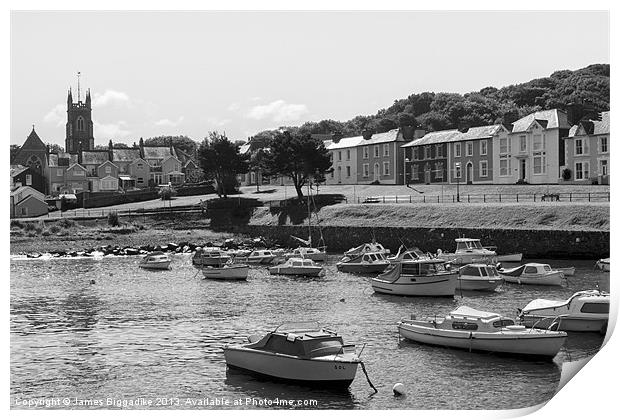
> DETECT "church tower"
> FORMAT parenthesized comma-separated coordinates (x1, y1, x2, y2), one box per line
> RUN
(65, 73, 94, 153)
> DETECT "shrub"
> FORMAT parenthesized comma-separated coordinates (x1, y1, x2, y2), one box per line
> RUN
(48, 225, 61, 234)
(108, 211, 120, 227)
(562, 168, 572, 181)
(23, 222, 36, 232)
(58, 218, 75, 229)
(42, 230, 51, 237)
(159, 186, 177, 201)
(10, 220, 24, 229)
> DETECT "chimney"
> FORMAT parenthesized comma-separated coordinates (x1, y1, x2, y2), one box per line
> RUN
(413, 129, 426, 140)
(332, 131, 343, 143)
(362, 128, 373, 140)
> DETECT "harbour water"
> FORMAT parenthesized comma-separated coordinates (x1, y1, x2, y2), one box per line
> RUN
(10, 254, 608, 409)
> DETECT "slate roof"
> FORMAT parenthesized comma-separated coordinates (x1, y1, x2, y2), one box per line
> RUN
(20, 128, 47, 151)
(143, 146, 175, 160)
(48, 152, 78, 167)
(112, 148, 141, 162)
(567, 111, 610, 138)
(510, 109, 570, 133)
(454, 125, 504, 141)
(402, 129, 461, 147)
(356, 128, 402, 146)
(10, 165, 28, 178)
(327, 135, 365, 150)
(81, 151, 110, 165)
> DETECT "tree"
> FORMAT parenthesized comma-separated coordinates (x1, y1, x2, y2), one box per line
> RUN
(10, 144, 20, 163)
(144, 135, 198, 155)
(264, 130, 332, 200)
(249, 148, 268, 192)
(47, 143, 64, 154)
(197, 131, 248, 198)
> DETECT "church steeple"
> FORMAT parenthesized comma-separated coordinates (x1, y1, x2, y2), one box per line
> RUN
(65, 74, 94, 153)
(67, 87, 73, 106)
(85, 89, 91, 107)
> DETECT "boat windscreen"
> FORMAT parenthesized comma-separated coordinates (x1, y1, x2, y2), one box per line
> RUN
(274, 321, 321, 333)
(304, 338, 345, 358)
(263, 334, 306, 356)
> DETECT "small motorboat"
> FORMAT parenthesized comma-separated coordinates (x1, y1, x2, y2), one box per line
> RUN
(269, 258, 324, 277)
(192, 247, 231, 266)
(337, 251, 390, 274)
(202, 261, 249, 280)
(372, 258, 457, 296)
(437, 238, 496, 265)
(284, 247, 327, 262)
(244, 250, 278, 264)
(595, 258, 610, 272)
(344, 242, 390, 257)
(387, 245, 430, 262)
(139, 251, 172, 270)
(224, 322, 363, 388)
(557, 267, 576, 276)
(518, 289, 610, 333)
(457, 264, 503, 291)
(499, 263, 565, 286)
(398, 306, 567, 358)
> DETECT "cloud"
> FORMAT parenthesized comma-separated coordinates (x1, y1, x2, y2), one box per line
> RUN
(246, 100, 309, 123)
(227, 102, 241, 112)
(206, 117, 232, 127)
(43, 103, 66, 127)
(92, 90, 131, 107)
(94, 120, 131, 140)
(154, 116, 185, 127)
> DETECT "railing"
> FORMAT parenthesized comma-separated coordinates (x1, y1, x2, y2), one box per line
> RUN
(352, 191, 610, 204)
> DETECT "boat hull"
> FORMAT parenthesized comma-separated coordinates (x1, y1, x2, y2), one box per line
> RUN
(269, 266, 323, 277)
(224, 347, 358, 388)
(398, 322, 566, 357)
(501, 272, 564, 286)
(139, 261, 171, 270)
(337, 262, 390, 274)
(557, 267, 576, 276)
(520, 315, 608, 333)
(202, 265, 249, 280)
(193, 256, 230, 266)
(496, 253, 523, 263)
(596, 259, 610, 272)
(372, 274, 457, 297)
(457, 276, 502, 291)
(284, 252, 327, 262)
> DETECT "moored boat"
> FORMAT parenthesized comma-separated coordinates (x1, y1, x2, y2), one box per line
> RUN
(499, 263, 565, 286)
(595, 258, 610, 272)
(557, 267, 576, 276)
(344, 242, 391, 257)
(457, 264, 503, 291)
(269, 257, 324, 277)
(243, 250, 278, 264)
(193, 247, 231, 266)
(372, 258, 458, 297)
(284, 247, 327, 262)
(139, 251, 172, 270)
(495, 253, 523, 263)
(337, 251, 390, 274)
(387, 245, 429, 262)
(518, 289, 610, 333)
(223, 322, 362, 388)
(398, 306, 567, 358)
(437, 238, 496, 265)
(202, 261, 249, 280)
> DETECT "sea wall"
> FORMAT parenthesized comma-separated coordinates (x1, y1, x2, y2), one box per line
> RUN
(225, 224, 608, 260)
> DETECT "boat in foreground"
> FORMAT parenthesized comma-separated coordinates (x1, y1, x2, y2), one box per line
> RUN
(192, 247, 231, 266)
(398, 306, 567, 358)
(518, 289, 610, 333)
(595, 258, 610, 272)
(499, 263, 565, 286)
(224, 322, 361, 388)
(202, 261, 249, 280)
(457, 264, 503, 291)
(372, 258, 457, 296)
(269, 258, 324, 277)
(139, 251, 172, 270)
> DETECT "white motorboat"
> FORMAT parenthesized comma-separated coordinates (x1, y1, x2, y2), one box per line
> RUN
(495, 253, 523, 263)
(337, 251, 391, 274)
(557, 267, 576, 276)
(269, 258, 324, 277)
(139, 251, 172, 270)
(387, 246, 430, 262)
(595, 258, 610, 272)
(344, 242, 390, 257)
(224, 322, 362, 388)
(193, 247, 231, 266)
(372, 258, 458, 297)
(437, 238, 497, 265)
(518, 289, 610, 333)
(457, 264, 503, 291)
(398, 306, 567, 358)
(499, 263, 565, 286)
(243, 249, 278, 264)
(284, 247, 327, 262)
(202, 261, 249, 280)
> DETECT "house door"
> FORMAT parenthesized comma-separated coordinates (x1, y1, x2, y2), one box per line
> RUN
(424, 164, 431, 184)
(337, 167, 342, 183)
(374, 163, 380, 181)
(520, 159, 527, 181)
(466, 162, 473, 184)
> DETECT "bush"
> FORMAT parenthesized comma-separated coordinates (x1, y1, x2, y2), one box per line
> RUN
(58, 218, 75, 229)
(23, 222, 36, 232)
(42, 230, 51, 237)
(48, 225, 61, 234)
(562, 168, 572, 181)
(10, 220, 24, 229)
(159, 186, 177, 200)
(108, 211, 120, 227)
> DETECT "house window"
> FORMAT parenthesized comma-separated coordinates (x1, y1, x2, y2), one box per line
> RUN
(25, 174, 32, 185)
(383, 162, 390, 176)
(480, 140, 487, 156)
(363, 146, 369, 159)
(105, 166, 112, 174)
(73, 170, 84, 177)
(435, 144, 444, 158)
(519, 135, 527, 152)
(56, 169, 63, 177)
(338, 151, 342, 161)
(455, 164, 462, 179)
(533, 152, 546, 175)
(575, 138, 589, 155)
(454, 143, 461, 158)
(413, 148, 419, 160)
(424, 146, 431, 159)
(137, 163, 143, 169)
(346, 150, 351, 160)
(330, 169, 334, 178)
(374, 145, 380, 158)
(600, 159, 608, 176)
(382, 144, 388, 157)
(575, 162, 590, 180)
(363, 163, 369, 177)
(466, 142, 473, 156)
(480, 161, 488, 177)
(412, 164, 419, 180)
(435, 162, 444, 180)
(499, 157, 510, 176)
(138, 177, 144, 184)
(250, 172, 256, 184)
(533, 134, 543, 151)
(346, 166, 351, 177)
(499, 137, 509, 154)
(599, 137, 608, 153)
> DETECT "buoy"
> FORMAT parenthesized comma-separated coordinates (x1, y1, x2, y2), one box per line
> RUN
(393, 383, 405, 396)
(90, 279, 96, 284)
(340, 298, 345, 302)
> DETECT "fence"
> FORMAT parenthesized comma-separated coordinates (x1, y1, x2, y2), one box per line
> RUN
(350, 191, 610, 204)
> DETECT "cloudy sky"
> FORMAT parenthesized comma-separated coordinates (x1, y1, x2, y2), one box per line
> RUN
(11, 10, 609, 147)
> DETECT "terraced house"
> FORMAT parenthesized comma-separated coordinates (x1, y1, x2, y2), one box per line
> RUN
(563, 111, 610, 184)
(356, 128, 415, 184)
(450, 125, 508, 184)
(402, 129, 458, 184)
(326, 133, 361, 185)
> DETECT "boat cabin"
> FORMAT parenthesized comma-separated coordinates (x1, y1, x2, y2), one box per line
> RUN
(401, 259, 451, 275)
(249, 250, 276, 257)
(196, 247, 229, 257)
(291, 247, 322, 256)
(522, 290, 610, 315)
(524, 263, 553, 274)
(443, 306, 516, 332)
(286, 258, 319, 267)
(143, 251, 169, 262)
(459, 264, 500, 278)
(455, 238, 485, 252)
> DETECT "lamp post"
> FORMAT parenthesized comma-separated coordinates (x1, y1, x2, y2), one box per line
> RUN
(455, 162, 461, 202)
(404, 157, 411, 185)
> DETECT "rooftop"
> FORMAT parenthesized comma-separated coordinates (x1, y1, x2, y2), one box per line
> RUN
(510, 109, 570, 133)
(81, 151, 110, 165)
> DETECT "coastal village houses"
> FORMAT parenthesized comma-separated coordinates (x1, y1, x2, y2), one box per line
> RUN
(563, 111, 610, 185)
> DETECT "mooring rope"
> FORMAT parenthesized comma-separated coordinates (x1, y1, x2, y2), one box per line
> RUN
(359, 361, 378, 394)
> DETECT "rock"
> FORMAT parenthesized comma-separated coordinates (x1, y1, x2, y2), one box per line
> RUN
(125, 248, 139, 255)
(393, 383, 405, 396)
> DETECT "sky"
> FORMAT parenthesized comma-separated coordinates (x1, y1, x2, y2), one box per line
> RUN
(10, 10, 609, 148)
